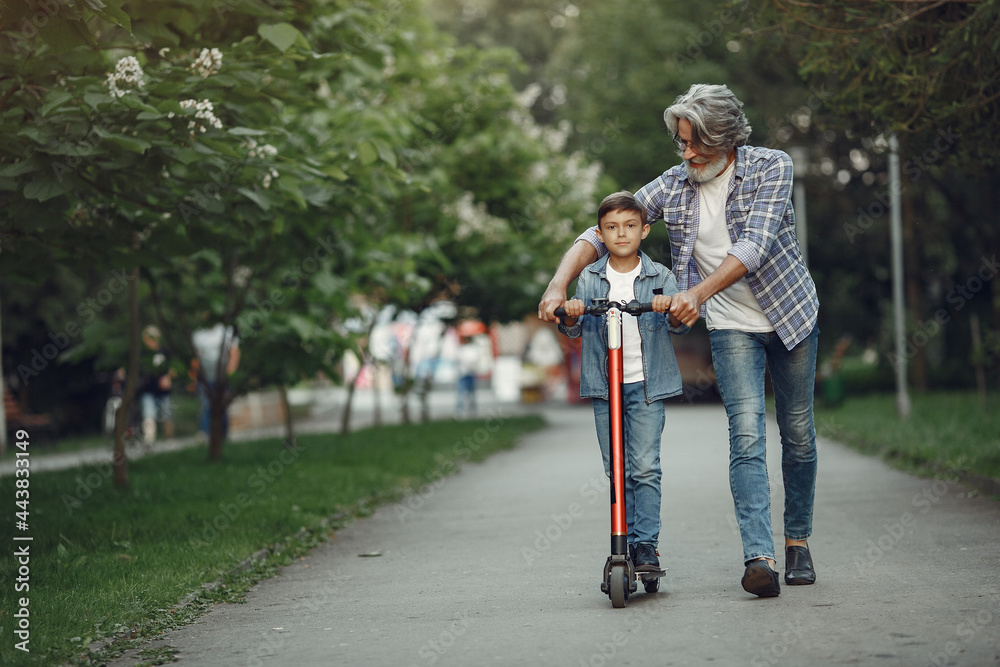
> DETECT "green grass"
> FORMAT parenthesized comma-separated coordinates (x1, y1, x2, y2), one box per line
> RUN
(0, 414, 546, 666)
(814, 391, 1000, 484)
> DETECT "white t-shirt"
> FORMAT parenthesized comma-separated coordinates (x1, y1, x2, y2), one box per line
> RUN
(192, 324, 239, 383)
(694, 160, 774, 333)
(605, 261, 645, 384)
(457, 341, 479, 377)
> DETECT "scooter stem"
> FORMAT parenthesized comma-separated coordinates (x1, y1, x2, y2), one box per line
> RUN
(606, 306, 628, 556)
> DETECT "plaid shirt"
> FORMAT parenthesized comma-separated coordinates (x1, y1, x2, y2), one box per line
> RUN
(577, 145, 818, 349)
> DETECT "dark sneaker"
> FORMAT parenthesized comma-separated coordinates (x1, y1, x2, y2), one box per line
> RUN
(633, 543, 660, 572)
(741, 559, 781, 598)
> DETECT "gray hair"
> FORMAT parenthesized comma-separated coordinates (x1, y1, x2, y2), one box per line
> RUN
(663, 84, 752, 151)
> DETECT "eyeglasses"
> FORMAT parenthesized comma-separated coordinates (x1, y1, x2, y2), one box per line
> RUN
(673, 137, 711, 155)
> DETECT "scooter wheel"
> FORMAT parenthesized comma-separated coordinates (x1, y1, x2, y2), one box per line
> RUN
(609, 564, 628, 608)
(643, 577, 659, 594)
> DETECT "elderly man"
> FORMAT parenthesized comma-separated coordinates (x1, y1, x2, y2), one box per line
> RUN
(539, 84, 819, 598)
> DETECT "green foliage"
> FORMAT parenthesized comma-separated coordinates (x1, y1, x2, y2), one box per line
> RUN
(2, 0, 604, 438)
(753, 0, 1000, 170)
(544, 0, 734, 189)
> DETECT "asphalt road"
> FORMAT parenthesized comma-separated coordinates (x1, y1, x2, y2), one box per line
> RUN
(113, 402, 1000, 667)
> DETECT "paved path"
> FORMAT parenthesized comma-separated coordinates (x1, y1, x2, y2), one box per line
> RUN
(112, 403, 999, 666)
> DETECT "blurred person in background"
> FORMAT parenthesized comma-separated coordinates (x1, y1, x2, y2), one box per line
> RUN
(455, 335, 479, 417)
(138, 325, 175, 445)
(191, 322, 240, 441)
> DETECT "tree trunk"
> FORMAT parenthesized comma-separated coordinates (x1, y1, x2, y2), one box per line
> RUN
(279, 384, 296, 450)
(113, 265, 140, 488)
(419, 377, 431, 423)
(970, 313, 987, 408)
(399, 381, 412, 425)
(0, 295, 6, 458)
(373, 362, 382, 428)
(419, 323, 448, 423)
(343, 317, 379, 434)
(207, 382, 226, 461)
(341, 359, 360, 435)
(993, 259, 1000, 392)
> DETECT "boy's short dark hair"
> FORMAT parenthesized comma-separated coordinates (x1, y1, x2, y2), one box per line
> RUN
(598, 190, 644, 228)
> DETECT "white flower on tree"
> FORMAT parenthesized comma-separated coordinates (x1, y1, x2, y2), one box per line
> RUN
(191, 48, 223, 77)
(179, 98, 223, 133)
(449, 192, 509, 243)
(261, 168, 279, 189)
(244, 138, 278, 159)
(105, 56, 145, 98)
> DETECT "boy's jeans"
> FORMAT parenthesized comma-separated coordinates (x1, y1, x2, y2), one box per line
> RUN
(709, 326, 819, 564)
(593, 382, 665, 547)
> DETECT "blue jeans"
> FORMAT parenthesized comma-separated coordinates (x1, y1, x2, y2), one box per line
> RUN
(710, 326, 819, 564)
(456, 374, 476, 415)
(593, 382, 665, 547)
(140, 393, 172, 422)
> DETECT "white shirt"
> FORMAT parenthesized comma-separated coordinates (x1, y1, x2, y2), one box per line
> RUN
(192, 324, 239, 383)
(457, 341, 479, 377)
(694, 160, 773, 332)
(606, 261, 645, 384)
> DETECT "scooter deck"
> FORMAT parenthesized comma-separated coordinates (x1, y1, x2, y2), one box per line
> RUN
(635, 568, 667, 579)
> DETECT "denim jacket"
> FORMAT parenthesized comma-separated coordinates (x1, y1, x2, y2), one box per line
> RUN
(558, 251, 689, 403)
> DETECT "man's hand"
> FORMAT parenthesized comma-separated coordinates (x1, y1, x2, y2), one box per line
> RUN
(668, 290, 703, 327)
(669, 255, 747, 327)
(654, 295, 686, 327)
(538, 284, 568, 323)
(537, 240, 599, 322)
(651, 295, 672, 313)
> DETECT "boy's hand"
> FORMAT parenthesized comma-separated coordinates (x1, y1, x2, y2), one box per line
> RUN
(559, 299, 584, 328)
(651, 295, 671, 313)
(563, 299, 585, 318)
(653, 295, 685, 328)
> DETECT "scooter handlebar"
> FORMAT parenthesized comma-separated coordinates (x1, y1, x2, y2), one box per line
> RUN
(553, 299, 655, 319)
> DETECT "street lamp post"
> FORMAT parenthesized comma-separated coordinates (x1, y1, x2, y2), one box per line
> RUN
(889, 134, 911, 419)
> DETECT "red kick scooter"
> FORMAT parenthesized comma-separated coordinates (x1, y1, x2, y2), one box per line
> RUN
(556, 297, 667, 608)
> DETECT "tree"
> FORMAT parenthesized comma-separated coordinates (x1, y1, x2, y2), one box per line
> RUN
(0, 0, 406, 463)
(3, 0, 617, 463)
(755, 0, 1000, 170)
(749, 0, 1000, 390)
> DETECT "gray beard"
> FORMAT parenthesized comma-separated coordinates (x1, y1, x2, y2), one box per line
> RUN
(685, 154, 729, 183)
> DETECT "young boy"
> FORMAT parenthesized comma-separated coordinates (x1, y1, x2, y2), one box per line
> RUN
(558, 190, 688, 572)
